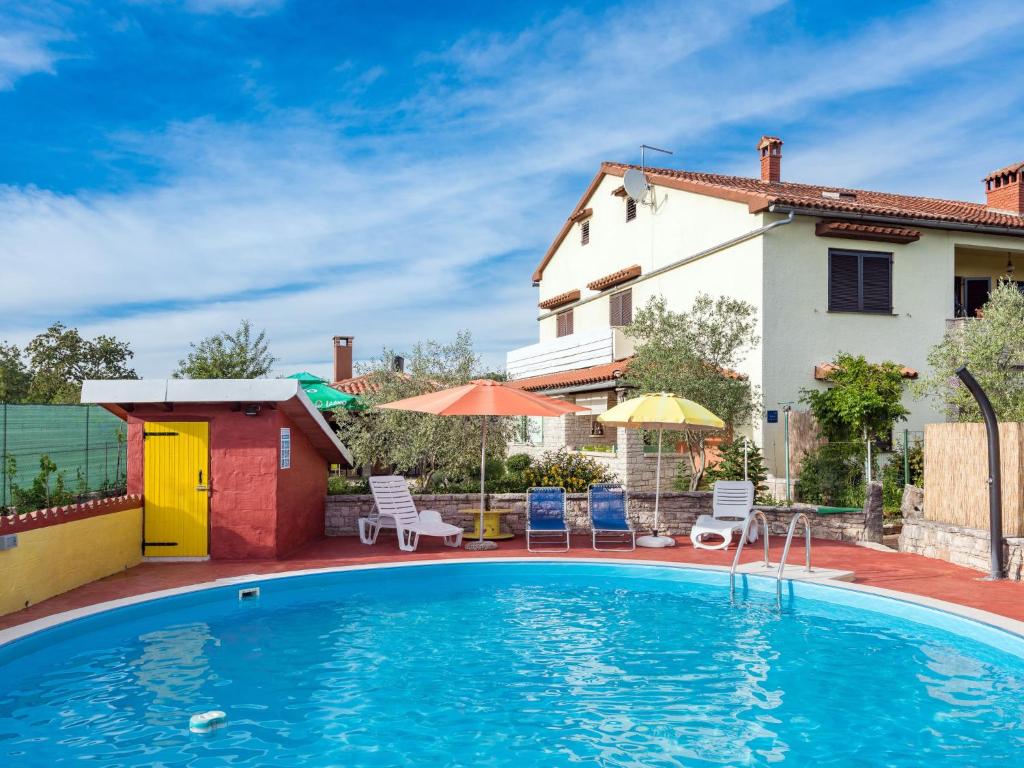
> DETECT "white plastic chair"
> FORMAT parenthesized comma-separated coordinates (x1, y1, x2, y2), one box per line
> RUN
(361, 475, 463, 552)
(690, 480, 756, 551)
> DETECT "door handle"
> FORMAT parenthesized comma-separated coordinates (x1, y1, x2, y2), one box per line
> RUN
(196, 469, 209, 492)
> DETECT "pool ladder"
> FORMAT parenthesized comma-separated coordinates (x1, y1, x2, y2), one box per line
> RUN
(729, 512, 813, 604)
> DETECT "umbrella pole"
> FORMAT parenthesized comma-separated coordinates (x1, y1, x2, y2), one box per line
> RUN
(654, 428, 663, 535)
(479, 416, 487, 543)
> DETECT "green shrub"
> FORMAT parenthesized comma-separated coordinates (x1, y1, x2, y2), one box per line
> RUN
(505, 453, 532, 475)
(704, 438, 769, 498)
(522, 448, 617, 493)
(881, 440, 924, 516)
(795, 442, 872, 507)
(327, 476, 371, 495)
(4, 454, 74, 512)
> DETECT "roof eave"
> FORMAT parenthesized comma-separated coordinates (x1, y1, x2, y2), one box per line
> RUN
(769, 204, 1024, 238)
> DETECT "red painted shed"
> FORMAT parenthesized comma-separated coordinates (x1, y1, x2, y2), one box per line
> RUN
(81, 379, 353, 560)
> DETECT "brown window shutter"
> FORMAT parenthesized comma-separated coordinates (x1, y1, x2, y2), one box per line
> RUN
(581, 220, 590, 245)
(557, 309, 574, 337)
(626, 198, 637, 222)
(861, 255, 892, 313)
(828, 251, 860, 312)
(610, 289, 632, 326)
(829, 249, 892, 313)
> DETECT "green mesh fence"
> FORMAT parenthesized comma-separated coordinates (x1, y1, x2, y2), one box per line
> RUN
(1, 404, 128, 507)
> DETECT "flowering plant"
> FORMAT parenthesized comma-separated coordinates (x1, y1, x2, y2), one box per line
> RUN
(522, 448, 617, 493)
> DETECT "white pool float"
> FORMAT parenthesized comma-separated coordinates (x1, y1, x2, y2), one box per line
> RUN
(189, 710, 227, 734)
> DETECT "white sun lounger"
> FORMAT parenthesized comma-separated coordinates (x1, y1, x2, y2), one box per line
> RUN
(361, 475, 464, 552)
(690, 480, 756, 551)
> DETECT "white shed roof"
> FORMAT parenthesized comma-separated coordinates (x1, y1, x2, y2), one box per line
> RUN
(81, 378, 353, 467)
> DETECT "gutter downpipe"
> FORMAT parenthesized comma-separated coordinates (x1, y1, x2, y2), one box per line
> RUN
(955, 366, 1004, 580)
(535, 211, 795, 320)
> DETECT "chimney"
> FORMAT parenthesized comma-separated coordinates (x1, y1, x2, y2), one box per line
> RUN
(332, 335, 353, 382)
(758, 135, 783, 183)
(983, 162, 1024, 214)
(392, 355, 405, 373)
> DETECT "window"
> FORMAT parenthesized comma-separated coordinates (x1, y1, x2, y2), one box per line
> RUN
(580, 220, 590, 245)
(609, 288, 632, 326)
(517, 416, 543, 445)
(626, 197, 637, 222)
(828, 248, 892, 314)
(556, 309, 574, 337)
(279, 428, 291, 469)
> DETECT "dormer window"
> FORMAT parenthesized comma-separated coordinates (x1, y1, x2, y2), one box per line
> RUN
(581, 219, 590, 245)
(626, 198, 637, 222)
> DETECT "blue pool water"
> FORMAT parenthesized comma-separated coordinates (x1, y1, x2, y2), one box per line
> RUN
(2, 561, 1023, 766)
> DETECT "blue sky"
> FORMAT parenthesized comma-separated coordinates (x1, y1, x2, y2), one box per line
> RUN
(2, 0, 1024, 378)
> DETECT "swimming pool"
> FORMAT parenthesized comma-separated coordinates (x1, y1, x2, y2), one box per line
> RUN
(2, 560, 1023, 766)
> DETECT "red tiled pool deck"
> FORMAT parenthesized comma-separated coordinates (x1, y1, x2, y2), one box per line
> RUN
(4, 535, 1024, 632)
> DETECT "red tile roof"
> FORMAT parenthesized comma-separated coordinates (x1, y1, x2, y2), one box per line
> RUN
(587, 265, 642, 292)
(815, 220, 921, 244)
(538, 289, 581, 310)
(508, 359, 632, 392)
(532, 162, 1024, 282)
(331, 374, 379, 395)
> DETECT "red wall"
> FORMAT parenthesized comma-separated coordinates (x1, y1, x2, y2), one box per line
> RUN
(274, 410, 328, 557)
(125, 403, 326, 560)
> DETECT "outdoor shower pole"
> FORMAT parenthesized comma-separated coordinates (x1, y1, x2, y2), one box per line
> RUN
(955, 366, 1004, 580)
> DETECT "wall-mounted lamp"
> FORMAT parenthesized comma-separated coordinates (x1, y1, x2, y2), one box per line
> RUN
(1006, 252, 1016, 278)
(590, 419, 604, 437)
(244, 404, 262, 417)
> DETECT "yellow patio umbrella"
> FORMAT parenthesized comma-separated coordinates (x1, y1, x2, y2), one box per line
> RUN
(598, 393, 724, 548)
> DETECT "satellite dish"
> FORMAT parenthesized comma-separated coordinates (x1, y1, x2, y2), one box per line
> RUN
(623, 168, 649, 204)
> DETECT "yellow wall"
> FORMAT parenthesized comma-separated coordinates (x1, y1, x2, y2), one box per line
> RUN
(0, 507, 142, 617)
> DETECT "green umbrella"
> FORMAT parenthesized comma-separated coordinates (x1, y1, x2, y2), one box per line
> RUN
(287, 372, 361, 412)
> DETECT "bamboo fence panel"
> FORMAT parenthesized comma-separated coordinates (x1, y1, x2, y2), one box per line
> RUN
(923, 422, 1024, 536)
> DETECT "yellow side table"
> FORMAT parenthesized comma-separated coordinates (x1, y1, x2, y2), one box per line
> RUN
(459, 508, 517, 540)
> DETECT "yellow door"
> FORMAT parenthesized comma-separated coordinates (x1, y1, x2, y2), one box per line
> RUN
(143, 421, 209, 557)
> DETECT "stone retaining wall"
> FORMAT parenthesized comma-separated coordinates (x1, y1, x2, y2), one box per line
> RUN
(326, 491, 878, 543)
(898, 484, 1024, 580)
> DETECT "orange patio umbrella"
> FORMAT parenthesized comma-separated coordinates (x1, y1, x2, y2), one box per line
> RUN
(378, 379, 587, 549)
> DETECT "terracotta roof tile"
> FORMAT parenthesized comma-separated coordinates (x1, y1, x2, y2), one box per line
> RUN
(538, 289, 580, 310)
(330, 374, 378, 395)
(587, 265, 642, 292)
(815, 220, 921, 244)
(508, 359, 632, 392)
(602, 162, 1024, 229)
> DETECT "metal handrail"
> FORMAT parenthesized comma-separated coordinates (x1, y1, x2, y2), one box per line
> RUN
(776, 512, 812, 602)
(729, 510, 771, 600)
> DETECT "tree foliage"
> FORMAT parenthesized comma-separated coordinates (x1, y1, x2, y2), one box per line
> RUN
(624, 294, 761, 489)
(333, 332, 511, 491)
(0, 341, 31, 403)
(913, 280, 1024, 422)
(704, 438, 769, 496)
(801, 352, 909, 442)
(174, 319, 276, 379)
(15, 322, 137, 404)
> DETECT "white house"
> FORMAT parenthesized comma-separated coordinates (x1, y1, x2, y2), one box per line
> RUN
(506, 136, 1024, 490)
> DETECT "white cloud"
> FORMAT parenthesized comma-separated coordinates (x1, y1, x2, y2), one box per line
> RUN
(0, 12, 68, 90)
(2, 0, 1024, 376)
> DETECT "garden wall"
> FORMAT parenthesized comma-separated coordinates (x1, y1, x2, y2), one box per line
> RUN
(899, 484, 1024, 580)
(326, 491, 879, 543)
(0, 495, 143, 616)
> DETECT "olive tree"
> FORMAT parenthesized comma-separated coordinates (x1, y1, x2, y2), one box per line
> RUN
(624, 294, 761, 490)
(914, 280, 1024, 421)
(333, 332, 510, 490)
(174, 319, 276, 379)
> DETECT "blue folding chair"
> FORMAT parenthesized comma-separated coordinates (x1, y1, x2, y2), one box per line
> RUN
(588, 483, 635, 551)
(526, 486, 569, 552)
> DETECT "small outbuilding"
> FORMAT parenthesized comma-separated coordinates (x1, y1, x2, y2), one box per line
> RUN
(81, 379, 353, 560)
